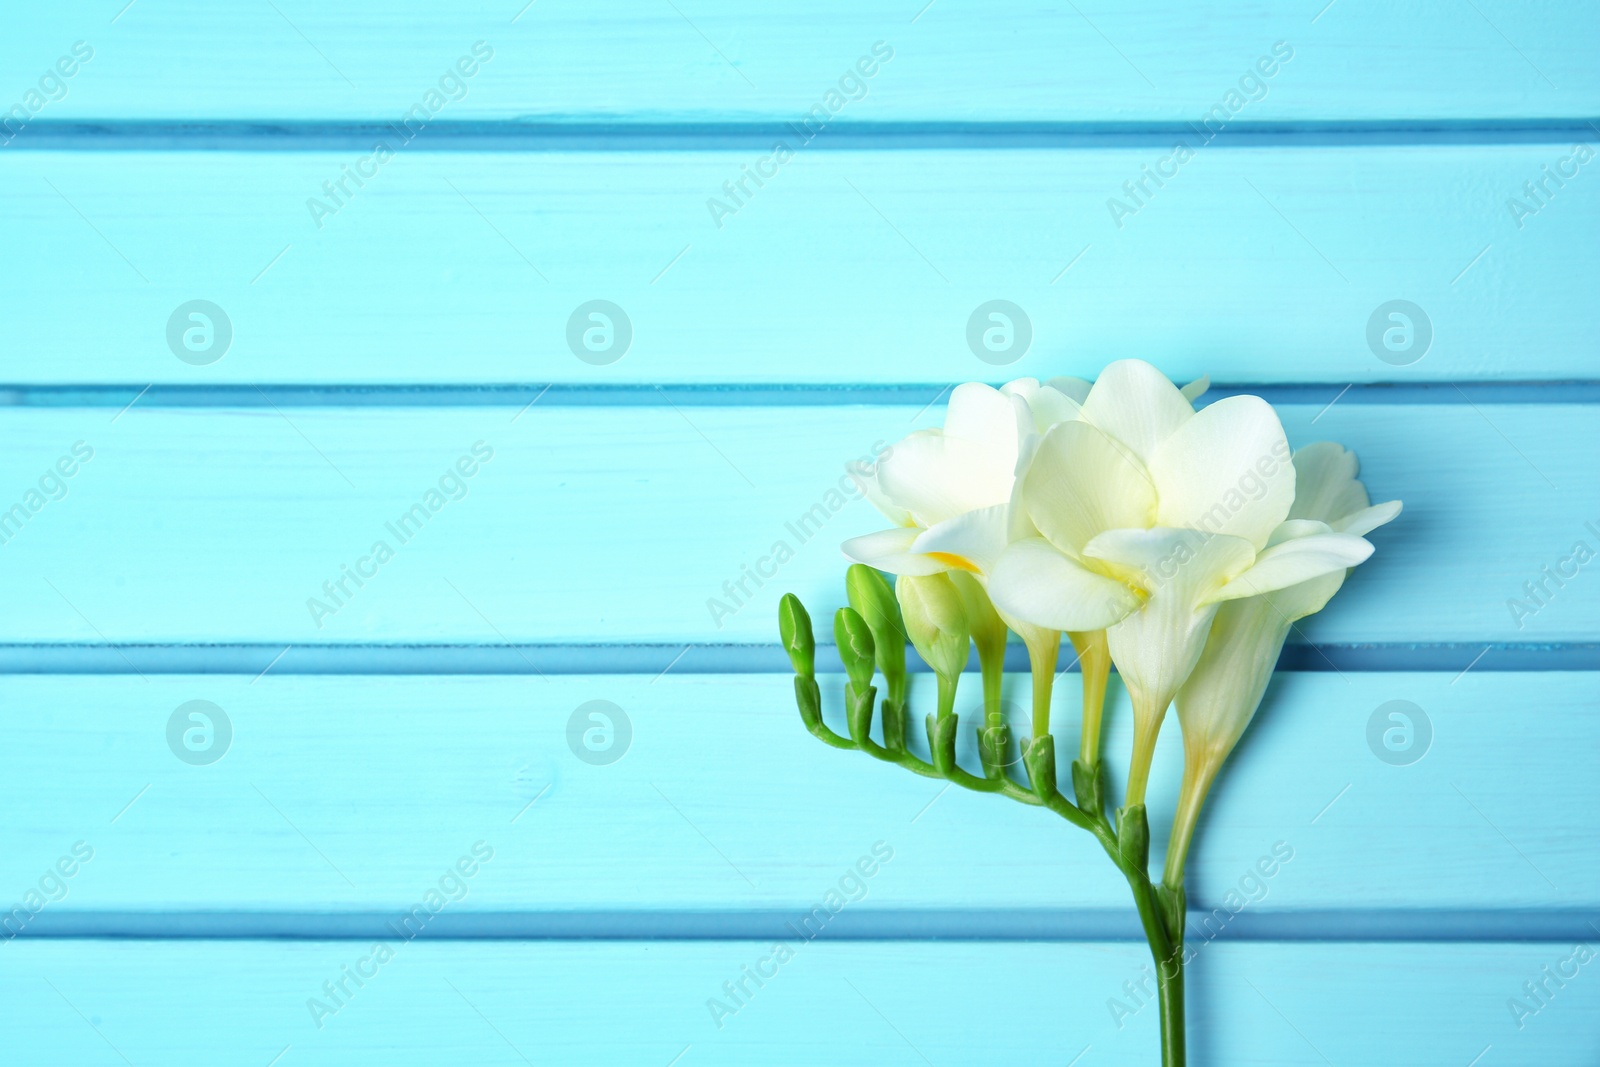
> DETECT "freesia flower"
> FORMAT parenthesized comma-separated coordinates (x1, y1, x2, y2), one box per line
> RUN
(840, 378, 1067, 734)
(785, 361, 1403, 1067)
(841, 378, 1070, 578)
(1162, 443, 1401, 884)
(842, 372, 1209, 748)
(988, 361, 1376, 805)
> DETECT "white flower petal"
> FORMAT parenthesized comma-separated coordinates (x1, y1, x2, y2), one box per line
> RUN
(1261, 568, 1349, 622)
(840, 527, 950, 576)
(944, 382, 1021, 465)
(1179, 375, 1210, 403)
(910, 504, 1010, 575)
(1266, 518, 1333, 547)
(1084, 527, 1258, 597)
(1095, 531, 1259, 720)
(1175, 595, 1293, 757)
(876, 433, 1012, 527)
(848, 448, 915, 527)
(1022, 384, 1085, 434)
(1023, 421, 1157, 555)
(1080, 359, 1196, 465)
(1288, 442, 1369, 525)
(1046, 375, 1093, 404)
(1208, 532, 1373, 603)
(1334, 499, 1403, 537)
(1148, 394, 1294, 550)
(988, 538, 1143, 632)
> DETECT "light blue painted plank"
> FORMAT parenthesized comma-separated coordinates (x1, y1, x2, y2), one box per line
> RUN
(2, 940, 1593, 1065)
(0, 672, 1589, 923)
(1, 2, 1595, 124)
(0, 403, 1592, 645)
(1, 146, 1596, 383)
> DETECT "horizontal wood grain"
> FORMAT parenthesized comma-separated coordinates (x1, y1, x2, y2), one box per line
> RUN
(0, 403, 1591, 645)
(1, 146, 1596, 383)
(0, 672, 1588, 924)
(3, 1, 1595, 124)
(3, 940, 1593, 1065)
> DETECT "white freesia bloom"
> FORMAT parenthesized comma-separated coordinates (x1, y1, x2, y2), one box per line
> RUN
(988, 360, 1375, 804)
(841, 369, 1209, 744)
(1162, 443, 1401, 882)
(841, 373, 1207, 585)
(841, 379, 1067, 579)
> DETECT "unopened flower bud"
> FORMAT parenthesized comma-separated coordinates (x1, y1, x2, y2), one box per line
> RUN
(777, 594, 815, 678)
(833, 607, 877, 692)
(895, 573, 971, 681)
(846, 564, 906, 682)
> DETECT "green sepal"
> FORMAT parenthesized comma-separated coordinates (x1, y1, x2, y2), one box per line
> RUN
(1023, 734, 1057, 799)
(978, 721, 1011, 779)
(925, 712, 960, 776)
(778, 594, 815, 677)
(1117, 804, 1151, 874)
(1156, 882, 1187, 948)
(1071, 759, 1105, 816)
(846, 683, 878, 746)
(880, 699, 907, 753)
(833, 608, 877, 692)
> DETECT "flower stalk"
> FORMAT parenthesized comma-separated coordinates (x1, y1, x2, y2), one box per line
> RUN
(780, 359, 1399, 1067)
(779, 591, 1189, 1065)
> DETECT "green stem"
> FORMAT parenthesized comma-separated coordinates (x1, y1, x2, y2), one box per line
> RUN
(1156, 947, 1186, 1067)
(1092, 814, 1186, 1067)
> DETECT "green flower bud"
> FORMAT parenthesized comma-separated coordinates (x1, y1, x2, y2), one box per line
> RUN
(895, 573, 971, 681)
(845, 564, 906, 680)
(833, 607, 877, 692)
(777, 594, 816, 677)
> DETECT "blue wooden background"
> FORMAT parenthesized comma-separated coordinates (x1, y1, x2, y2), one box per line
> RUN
(2, 2, 1597, 1064)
